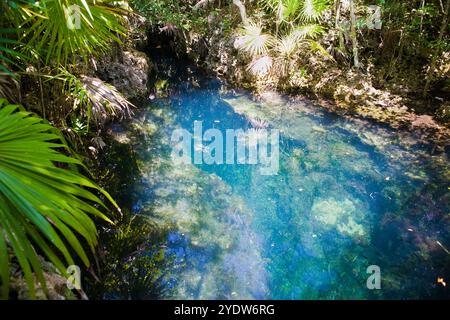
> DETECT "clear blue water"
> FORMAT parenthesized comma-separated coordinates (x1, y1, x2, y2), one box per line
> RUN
(125, 72, 449, 299)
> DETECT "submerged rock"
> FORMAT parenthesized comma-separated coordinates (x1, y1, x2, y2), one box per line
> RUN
(311, 197, 367, 239)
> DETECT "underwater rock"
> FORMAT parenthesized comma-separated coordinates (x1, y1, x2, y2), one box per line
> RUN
(312, 126, 327, 133)
(120, 106, 269, 299)
(299, 231, 325, 259)
(311, 197, 368, 239)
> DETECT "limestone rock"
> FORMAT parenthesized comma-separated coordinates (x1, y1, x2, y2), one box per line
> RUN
(97, 49, 151, 100)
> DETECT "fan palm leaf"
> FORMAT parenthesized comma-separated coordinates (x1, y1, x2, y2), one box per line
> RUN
(17, 0, 127, 65)
(52, 69, 134, 126)
(234, 22, 275, 56)
(259, 0, 329, 23)
(247, 56, 273, 76)
(292, 24, 324, 40)
(283, 0, 302, 22)
(299, 0, 330, 22)
(275, 24, 323, 57)
(276, 32, 300, 57)
(0, 72, 21, 104)
(0, 99, 118, 299)
(0, 28, 26, 75)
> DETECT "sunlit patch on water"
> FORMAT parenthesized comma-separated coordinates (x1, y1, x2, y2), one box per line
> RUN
(121, 79, 449, 299)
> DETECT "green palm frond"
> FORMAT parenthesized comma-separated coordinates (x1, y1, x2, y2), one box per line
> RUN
(291, 24, 324, 40)
(308, 39, 334, 60)
(0, 28, 24, 75)
(283, 0, 302, 22)
(259, 0, 299, 24)
(0, 99, 118, 299)
(275, 24, 323, 56)
(259, 0, 329, 23)
(299, 0, 330, 22)
(276, 32, 301, 57)
(235, 22, 275, 56)
(52, 69, 134, 125)
(17, 0, 127, 65)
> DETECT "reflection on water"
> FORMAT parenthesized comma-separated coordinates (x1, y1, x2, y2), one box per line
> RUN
(122, 79, 449, 299)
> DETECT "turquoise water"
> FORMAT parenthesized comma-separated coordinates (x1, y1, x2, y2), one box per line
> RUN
(123, 69, 449, 299)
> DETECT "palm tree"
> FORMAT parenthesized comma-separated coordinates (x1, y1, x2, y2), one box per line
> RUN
(235, 1, 332, 77)
(12, 0, 126, 65)
(0, 0, 132, 127)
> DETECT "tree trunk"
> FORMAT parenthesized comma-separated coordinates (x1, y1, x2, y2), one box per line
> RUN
(349, 0, 359, 68)
(335, 0, 341, 29)
(420, 0, 426, 35)
(335, 0, 346, 56)
(423, 0, 449, 97)
(233, 0, 248, 25)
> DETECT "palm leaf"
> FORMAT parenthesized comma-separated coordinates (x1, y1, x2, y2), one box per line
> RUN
(292, 24, 324, 40)
(234, 22, 275, 56)
(17, 0, 127, 65)
(283, 0, 302, 22)
(0, 28, 25, 76)
(247, 55, 273, 76)
(0, 99, 118, 299)
(51, 69, 134, 126)
(299, 0, 330, 22)
(0, 72, 21, 104)
(308, 39, 335, 61)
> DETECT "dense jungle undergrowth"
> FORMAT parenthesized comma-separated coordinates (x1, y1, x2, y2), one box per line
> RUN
(0, 0, 448, 299)
(136, 0, 450, 147)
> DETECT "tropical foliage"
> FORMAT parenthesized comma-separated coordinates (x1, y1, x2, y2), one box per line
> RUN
(0, 0, 448, 301)
(0, 0, 130, 128)
(0, 99, 118, 299)
(234, 0, 333, 78)
(1, 0, 126, 67)
(129, 0, 209, 33)
(0, 0, 129, 299)
(52, 69, 134, 126)
(0, 27, 23, 75)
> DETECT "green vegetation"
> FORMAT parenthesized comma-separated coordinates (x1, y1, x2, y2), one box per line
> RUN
(0, 0, 129, 299)
(0, 99, 117, 299)
(1, 0, 125, 68)
(0, 0, 448, 300)
(0, 0, 129, 127)
(136, 0, 448, 107)
(85, 214, 169, 299)
(130, 0, 209, 33)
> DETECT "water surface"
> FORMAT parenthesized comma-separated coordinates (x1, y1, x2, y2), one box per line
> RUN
(123, 73, 449, 299)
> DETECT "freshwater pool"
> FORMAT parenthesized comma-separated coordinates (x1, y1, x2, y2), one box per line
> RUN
(122, 74, 449, 300)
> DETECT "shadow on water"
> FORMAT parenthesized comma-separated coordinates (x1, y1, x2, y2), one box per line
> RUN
(100, 32, 450, 299)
